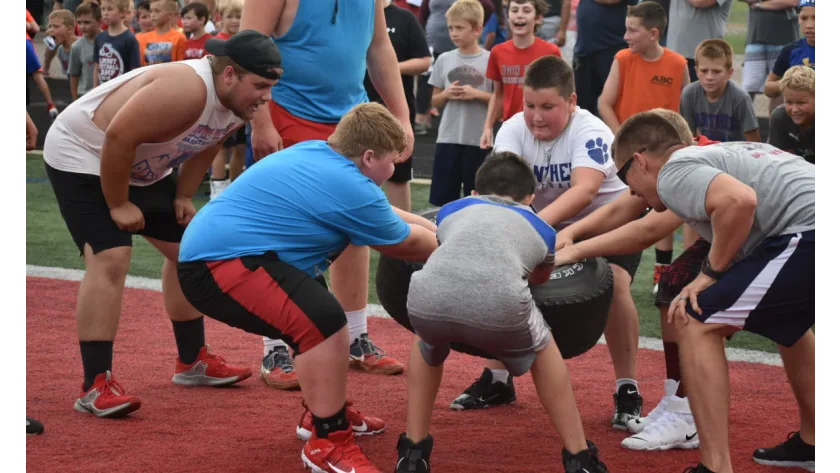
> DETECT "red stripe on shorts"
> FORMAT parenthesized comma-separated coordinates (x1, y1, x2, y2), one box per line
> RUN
(207, 259, 326, 353)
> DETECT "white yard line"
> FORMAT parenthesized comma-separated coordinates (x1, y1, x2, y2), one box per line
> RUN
(27, 264, 782, 366)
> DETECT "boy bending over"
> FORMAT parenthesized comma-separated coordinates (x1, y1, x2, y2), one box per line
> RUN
(178, 103, 439, 473)
(395, 152, 609, 473)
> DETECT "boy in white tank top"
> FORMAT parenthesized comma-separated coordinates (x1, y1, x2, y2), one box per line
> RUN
(42, 30, 282, 419)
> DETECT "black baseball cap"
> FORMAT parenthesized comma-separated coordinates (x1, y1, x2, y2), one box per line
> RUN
(206, 30, 283, 80)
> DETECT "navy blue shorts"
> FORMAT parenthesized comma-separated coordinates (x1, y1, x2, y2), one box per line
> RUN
(429, 143, 489, 207)
(686, 231, 814, 347)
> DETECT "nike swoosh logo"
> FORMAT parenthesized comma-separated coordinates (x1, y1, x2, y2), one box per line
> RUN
(352, 421, 367, 432)
(326, 462, 355, 473)
(686, 432, 698, 441)
(626, 389, 638, 395)
(477, 394, 499, 403)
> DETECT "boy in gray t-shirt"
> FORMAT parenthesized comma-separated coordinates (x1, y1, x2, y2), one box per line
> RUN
(426, 1, 494, 207)
(396, 151, 610, 473)
(680, 39, 760, 142)
(613, 111, 815, 473)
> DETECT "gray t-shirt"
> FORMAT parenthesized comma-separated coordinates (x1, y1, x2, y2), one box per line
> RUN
(746, 8, 799, 46)
(68, 36, 96, 97)
(680, 80, 759, 142)
(407, 196, 556, 328)
(57, 44, 72, 76)
(667, 0, 733, 59)
(425, 0, 457, 54)
(657, 142, 815, 260)
(428, 49, 493, 147)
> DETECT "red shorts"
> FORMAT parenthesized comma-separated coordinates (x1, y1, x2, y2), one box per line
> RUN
(178, 252, 346, 355)
(269, 101, 337, 147)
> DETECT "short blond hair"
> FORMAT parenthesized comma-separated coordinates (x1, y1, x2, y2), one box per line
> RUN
(328, 103, 407, 158)
(780, 66, 815, 95)
(151, 0, 179, 12)
(103, 0, 133, 12)
(49, 9, 76, 28)
(217, 0, 243, 16)
(446, 0, 484, 29)
(650, 109, 694, 144)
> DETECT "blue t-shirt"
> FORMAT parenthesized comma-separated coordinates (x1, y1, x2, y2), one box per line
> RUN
(575, 0, 638, 57)
(772, 37, 815, 77)
(270, 0, 375, 123)
(481, 13, 508, 48)
(94, 29, 141, 83)
(178, 141, 411, 277)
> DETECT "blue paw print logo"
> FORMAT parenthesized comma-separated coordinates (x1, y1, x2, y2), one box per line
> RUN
(586, 137, 610, 165)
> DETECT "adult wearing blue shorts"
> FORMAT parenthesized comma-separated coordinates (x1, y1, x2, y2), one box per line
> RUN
(612, 111, 815, 473)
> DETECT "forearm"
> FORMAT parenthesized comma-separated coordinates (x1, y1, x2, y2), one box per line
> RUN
(753, 0, 799, 10)
(70, 77, 80, 101)
(368, 41, 411, 124)
(250, 102, 274, 130)
(378, 225, 439, 261)
(688, 0, 722, 8)
(569, 217, 670, 260)
(399, 58, 431, 76)
(93, 65, 100, 87)
(536, 186, 598, 228)
(564, 193, 647, 240)
(559, 0, 571, 31)
(472, 90, 493, 104)
(708, 200, 756, 271)
(393, 207, 434, 228)
(100, 136, 136, 208)
(483, 88, 504, 129)
(431, 90, 448, 111)
(176, 144, 224, 198)
(764, 78, 782, 98)
(598, 101, 621, 134)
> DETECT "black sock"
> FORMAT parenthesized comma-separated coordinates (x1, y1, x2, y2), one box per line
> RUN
(313, 405, 348, 438)
(172, 317, 205, 365)
(655, 249, 673, 265)
(80, 341, 114, 391)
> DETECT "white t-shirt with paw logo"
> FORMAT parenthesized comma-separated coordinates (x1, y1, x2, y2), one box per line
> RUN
(493, 108, 627, 228)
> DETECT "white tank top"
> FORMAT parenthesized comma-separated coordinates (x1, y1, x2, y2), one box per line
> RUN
(43, 58, 243, 186)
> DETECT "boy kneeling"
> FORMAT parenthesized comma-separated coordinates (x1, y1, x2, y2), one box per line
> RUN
(394, 152, 609, 473)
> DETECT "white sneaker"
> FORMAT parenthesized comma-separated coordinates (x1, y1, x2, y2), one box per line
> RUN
(627, 379, 679, 434)
(209, 179, 230, 200)
(621, 397, 699, 451)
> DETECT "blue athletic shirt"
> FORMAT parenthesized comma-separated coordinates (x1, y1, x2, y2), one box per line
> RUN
(270, 0, 375, 123)
(772, 37, 815, 77)
(178, 141, 411, 278)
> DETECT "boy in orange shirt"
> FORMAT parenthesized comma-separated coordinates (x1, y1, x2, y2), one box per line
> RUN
(598, 0, 689, 292)
(598, 1, 689, 134)
(137, 0, 186, 65)
(479, 0, 561, 149)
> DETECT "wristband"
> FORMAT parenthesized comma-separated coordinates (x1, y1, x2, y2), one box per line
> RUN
(701, 256, 727, 280)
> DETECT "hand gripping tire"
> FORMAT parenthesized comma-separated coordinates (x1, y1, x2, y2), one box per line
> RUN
(375, 208, 614, 359)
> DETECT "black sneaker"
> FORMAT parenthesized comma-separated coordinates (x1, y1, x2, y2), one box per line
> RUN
(449, 368, 516, 410)
(394, 433, 433, 473)
(26, 416, 44, 435)
(612, 384, 643, 430)
(562, 440, 609, 473)
(681, 464, 716, 473)
(753, 431, 815, 471)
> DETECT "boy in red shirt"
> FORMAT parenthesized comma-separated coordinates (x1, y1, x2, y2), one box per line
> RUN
(182, 2, 210, 59)
(480, 0, 561, 149)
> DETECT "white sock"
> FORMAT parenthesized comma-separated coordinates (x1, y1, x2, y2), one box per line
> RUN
(346, 308, 368, 343)
(263, 337, 288, 357)
(490, 369, 510, 384)
(616, 378, 639, 393)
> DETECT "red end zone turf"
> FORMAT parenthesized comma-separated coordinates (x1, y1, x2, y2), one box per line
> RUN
(26, 276, 793, 472)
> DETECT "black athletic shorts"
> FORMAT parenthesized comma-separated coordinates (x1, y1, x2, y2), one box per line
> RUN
(178, 252, 346, 355)
(604, 252, 643, 281)
(389, 156, 413, 183)
(45, 163, 185, 255)
(223, 126, 247, 148)
(429, 144, 489, 207)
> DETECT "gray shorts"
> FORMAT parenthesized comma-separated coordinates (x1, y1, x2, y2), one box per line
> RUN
(408, 306, 552, 376)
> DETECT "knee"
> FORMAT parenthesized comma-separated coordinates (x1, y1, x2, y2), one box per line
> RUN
(88, 247, 131, 284)
(610, 264, 632, 290)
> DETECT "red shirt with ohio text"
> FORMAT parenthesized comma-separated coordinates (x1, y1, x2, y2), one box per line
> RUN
(184, 34, 210, 59)
(486, 38, 562, 121)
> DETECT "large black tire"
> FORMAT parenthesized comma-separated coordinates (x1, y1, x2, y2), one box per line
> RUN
(375, 208, 614, 359)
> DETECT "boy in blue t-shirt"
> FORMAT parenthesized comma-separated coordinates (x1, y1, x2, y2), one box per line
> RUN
(177, 103, 439, 473)
(764, 0, 814, 99)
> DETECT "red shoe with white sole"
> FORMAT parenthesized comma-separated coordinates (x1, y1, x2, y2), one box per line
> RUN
(172, 346, 252, 387)
(302, 427, 382, 473)
(74, 371, 142, 418)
